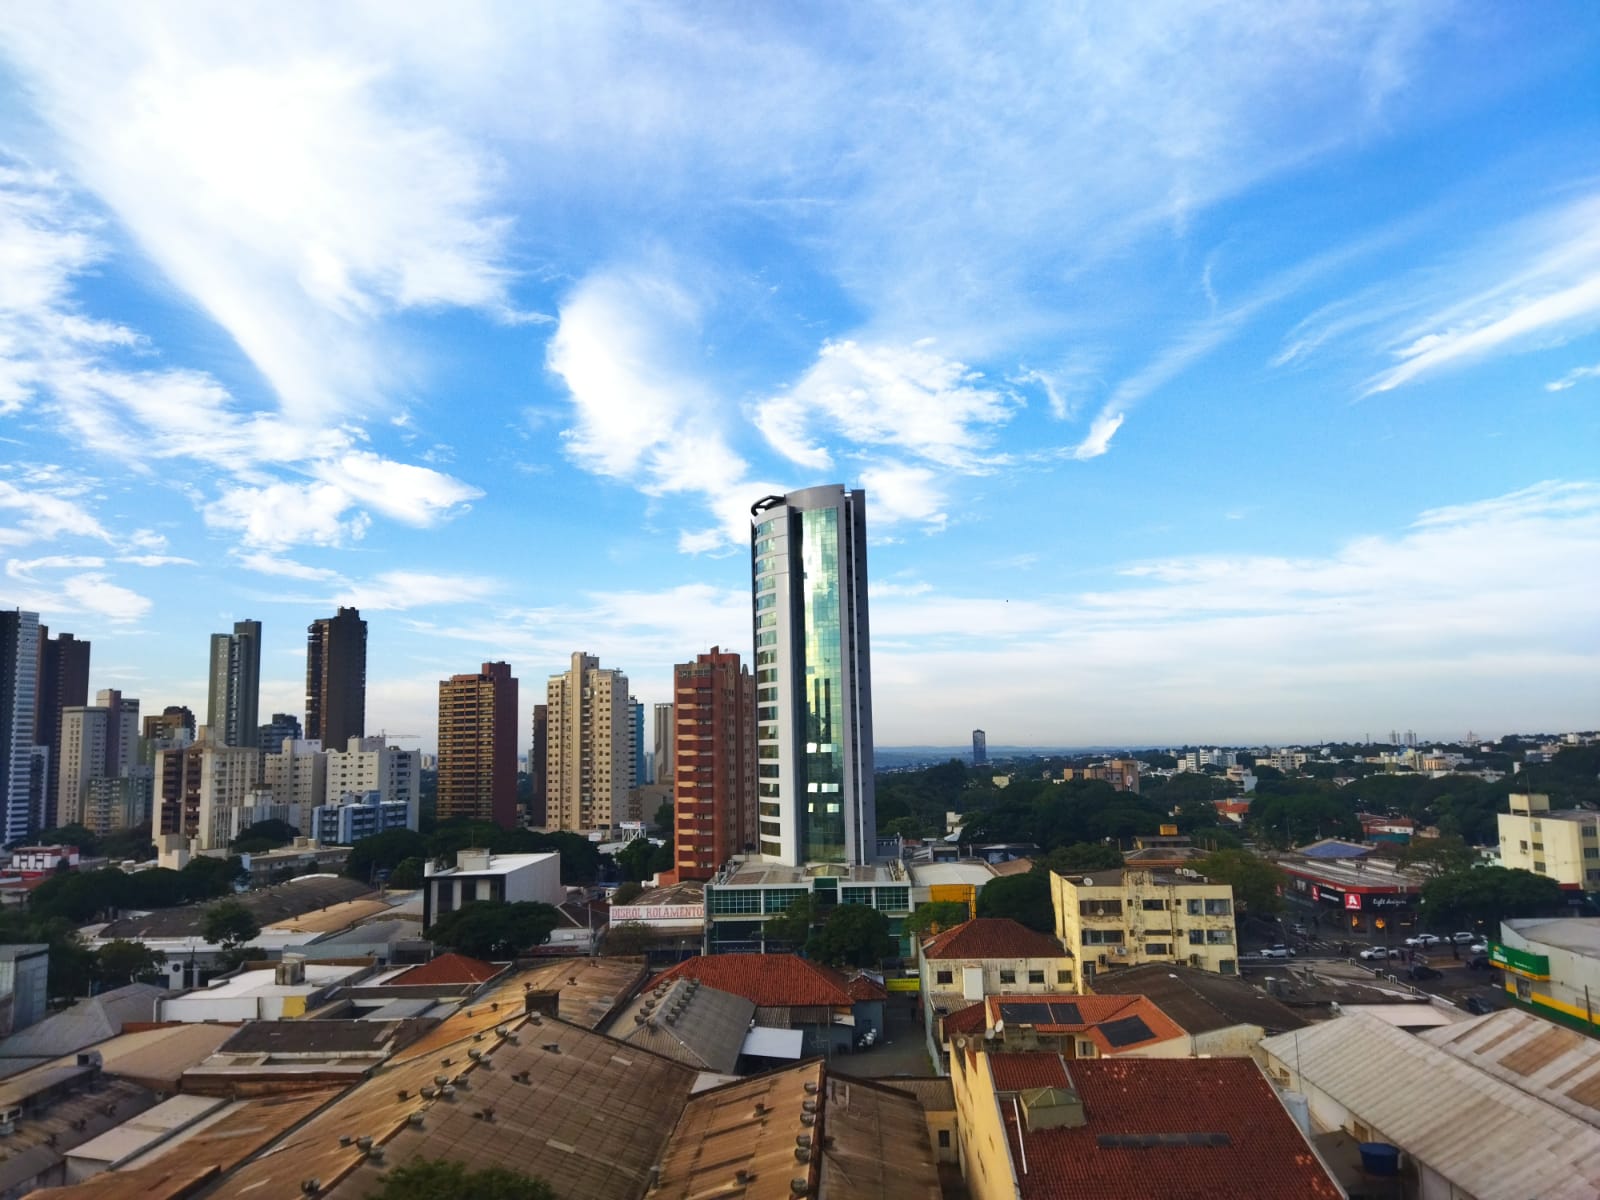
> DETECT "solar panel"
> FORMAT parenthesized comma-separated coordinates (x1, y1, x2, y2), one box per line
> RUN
(998, 1000, 1083, 1026)
(1098, 1015, 1155, 1047)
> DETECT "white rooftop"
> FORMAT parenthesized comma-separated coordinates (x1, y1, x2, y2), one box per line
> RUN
(426, 850, 558, 877)
(908, 861, 996, 888)
(1505, 916, 1600, 957)
(1261, 1010, 1600, 1200)
(175, 962, 364, 999)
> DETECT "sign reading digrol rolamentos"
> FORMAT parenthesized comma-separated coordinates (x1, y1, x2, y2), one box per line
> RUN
(1489, 941, 1550, 979)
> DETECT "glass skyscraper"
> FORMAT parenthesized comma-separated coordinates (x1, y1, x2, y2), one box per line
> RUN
(750, 485, 876, 866)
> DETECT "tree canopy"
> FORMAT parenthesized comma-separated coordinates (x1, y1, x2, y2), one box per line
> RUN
(366, 1158, 555, 1200)
(1193, 849, 1285, 916)
(428, 901, 561, 960)
(808, 904, 894, 968)
(95, 939, 166, 987)
(229, 819, 299, 855)
(905, 900, 970, 939)
(201, 899, 260, 950)
(976, 873, 1054, 932)
(1421, 867, 1565, 930)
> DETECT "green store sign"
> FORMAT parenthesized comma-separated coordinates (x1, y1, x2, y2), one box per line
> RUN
(1490, 942, 1550, 979)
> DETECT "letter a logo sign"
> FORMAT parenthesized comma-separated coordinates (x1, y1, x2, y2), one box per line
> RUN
(1345, 892, 1361, 911)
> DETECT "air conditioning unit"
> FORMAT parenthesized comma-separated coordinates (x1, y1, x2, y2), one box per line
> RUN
(1114, 947, 1127, 956)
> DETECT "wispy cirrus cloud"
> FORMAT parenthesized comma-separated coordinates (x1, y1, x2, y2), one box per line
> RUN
(1545, 361, 1600, 393)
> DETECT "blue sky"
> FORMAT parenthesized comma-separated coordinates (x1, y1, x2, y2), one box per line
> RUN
(1, 2, 1597, 751)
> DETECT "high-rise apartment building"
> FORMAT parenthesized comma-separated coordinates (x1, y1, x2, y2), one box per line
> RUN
(305, 607, 366, 750)
(95, 689, 140, 777)
(263, 738, 328, 836)
(258, 712, 303, 755)
(529, 704, 548, 826)
(545, 653, 632, 834)
(653, 702, 674, 785)
(437, 662, 517, 829)
(35, 629, 89, 827)
(0, 611, 41, 842)
(325, 735, 422, 832)
(972, 729, 987, 766)
(750, 485, 877, 866)
(141, 706, 195, 765)
(56, 706, 108, 829)
(671, 648, 757, 881)
(207, 619, 262, 748)
(155, 730, 260, 849)
(631, 698, 645, 789)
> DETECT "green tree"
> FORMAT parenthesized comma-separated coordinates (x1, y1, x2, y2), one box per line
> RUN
(180, 854, 244, 900)
(388, 857, 425, 889)
(653, 800, 674, 830)
(611, 881, 644, 906)
(366, 1158, 555, 1200)
(809, 904, 894, 968)
(200, 899, 260, 962)
(95, 939, 166, 986)
(905, 900, 970, 939)
(1037, 842, 1123, 874)
(428, 901, 561, 959)
(614, 837, 658, 882)
(229, 819, 298, 854)
(604, 922, 654, 957)
(1194, 849, 1286, 916)
(764, 895, 816, 949)
(1421, 866, 1564, 930)
(29, 869, 129, 924)
(1398, 835, 1480, 878)
(882, 816, 927, 840)
(976, 873, 1054, 932)
(346, 829, 430, 882)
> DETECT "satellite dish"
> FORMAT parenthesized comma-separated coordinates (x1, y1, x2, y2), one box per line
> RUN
(1082, 877, 1094, 886)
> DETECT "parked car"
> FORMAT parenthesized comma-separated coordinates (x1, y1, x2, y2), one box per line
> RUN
(1259, 945, 1296, 958)
(1358, 946, 1395, 961)
(1451, 932, 1477, 944)
(1290, 924, 1309, 937)
(1405, 933, 1442, 948)
(1464, 996, 1492, 1015)
(1407, 964, 1442, 981)
(1469, 941, 1489, 955)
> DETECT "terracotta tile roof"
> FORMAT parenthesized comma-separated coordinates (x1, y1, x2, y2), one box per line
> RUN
(985, 994, 1185, 1054)
(943, 1000, 988, 1037)
(655, 954, 858, 1007)
(387, 952, 502, 987)
(985, 1055, 1341, 1200)
(845, 972, 888, 1000)
(920, 918, 1067, 961)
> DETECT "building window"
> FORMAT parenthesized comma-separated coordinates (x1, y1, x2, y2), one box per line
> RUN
(1079, 900, 1123, 917)
(1585, 847, 1599, 859)
(1145, 943, 1170, 956)
(1077, 1041, 1096, 1058)
(1206, 929, 1233, 944)
(1056, 970, 1072, 984)
(1141, 898, 1166, 911)
(936, 969, 953, 985)
(1188, 929, 1205, 945)
(1083, 930, 1124, 946)
(938, 1130, 950, 1149)
(1027, 970, 1045, 984)
(999, 970, 1016, 984)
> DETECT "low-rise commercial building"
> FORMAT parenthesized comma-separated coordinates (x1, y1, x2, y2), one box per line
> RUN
(1049, 868, 1238, 980)
(154, 956, 373, 1022)
(1498, 792, 1600, 890)
(950, 1049, 1341, 1200)
(1277, 852, 1427, 940)
(1493, 916, 1600, 1036)
(421, 849, 563, 929)
(703, 859, 913, 954)
(1261, 1010, 1600, 1200)
(917, 918, 1076, 1062)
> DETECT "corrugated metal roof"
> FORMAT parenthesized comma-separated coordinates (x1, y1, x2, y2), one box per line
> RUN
(1260, 1011, 1600, 1200)
(1420, 1007, 1600, 1127)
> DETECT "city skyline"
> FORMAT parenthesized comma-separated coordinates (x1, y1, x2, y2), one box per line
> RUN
(1, 6, 1596, 749)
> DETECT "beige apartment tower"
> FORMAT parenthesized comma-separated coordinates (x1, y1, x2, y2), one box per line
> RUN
(545, 652, 632, 834)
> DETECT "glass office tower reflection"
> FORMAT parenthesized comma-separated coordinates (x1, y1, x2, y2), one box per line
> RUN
(750, 485, 876, 866)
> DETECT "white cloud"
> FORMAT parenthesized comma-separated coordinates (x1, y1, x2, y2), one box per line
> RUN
(2, 10, 521, 421)
(116, 554, 197, 567)
(869, 479, 1600, 742)
(232, 551, 342, 581)
(59, 572, 151, 622)
(205, 481, 369, 550)
(1069, 411, 1125, 461)
(755, 339, 1016, 472)
(312, 452, 482, 527)
(857, 463, 948, 531)
(1545, 361, 1600, 393)
(0, 479, 111, 546)
(333, 570, 501, 612)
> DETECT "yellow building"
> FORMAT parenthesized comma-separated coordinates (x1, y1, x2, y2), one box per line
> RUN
(1050, 867, 1238, 980)
(1498, 793, 1600, 889)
